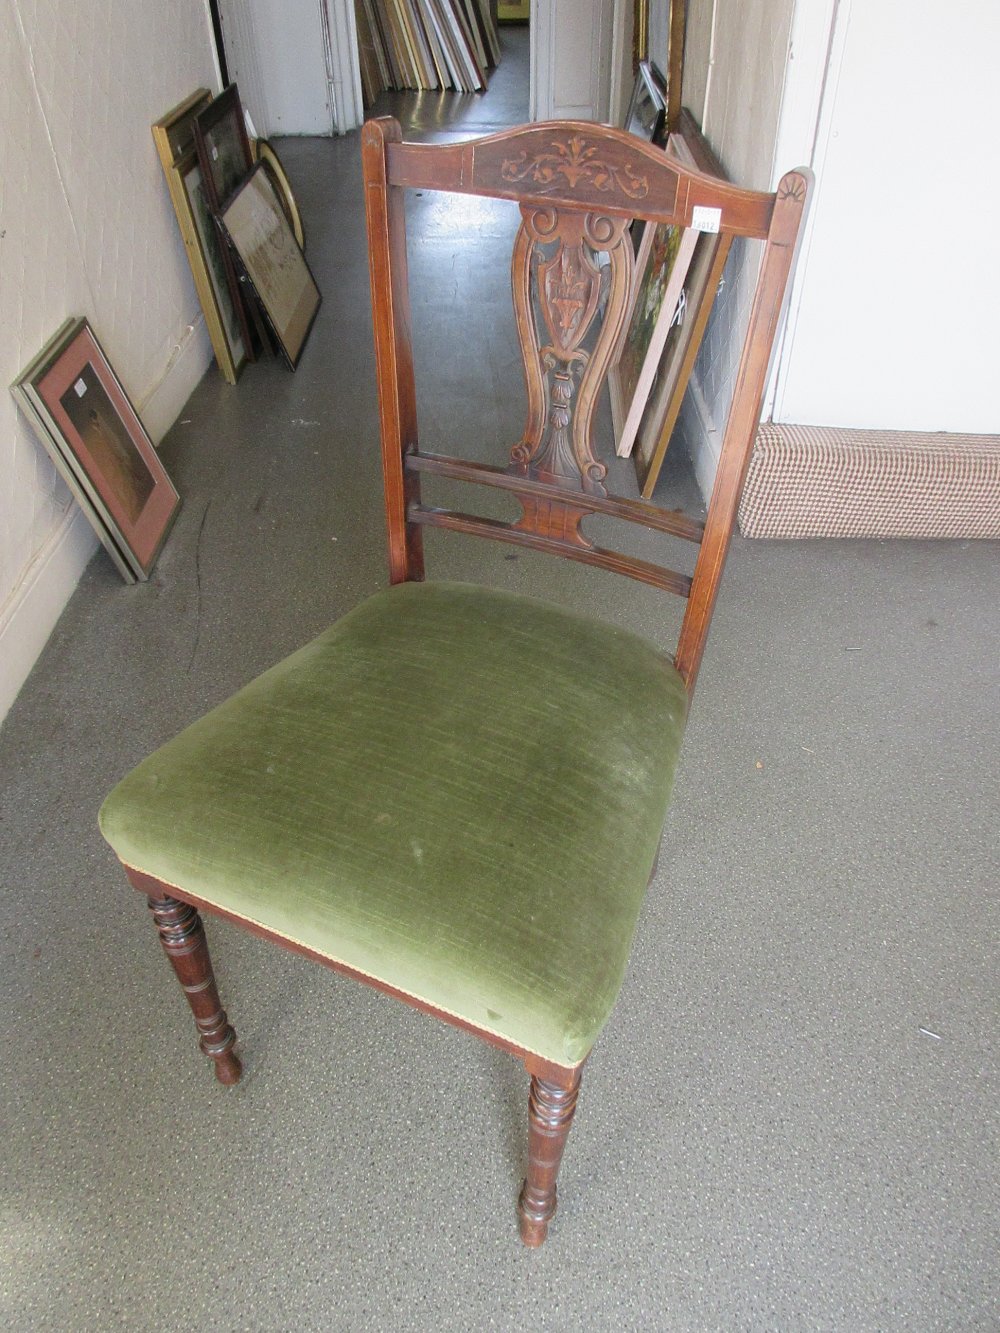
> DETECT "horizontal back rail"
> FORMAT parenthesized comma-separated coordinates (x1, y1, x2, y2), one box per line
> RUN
(408, 505, 694, 599)
(406, 452, 706, 544)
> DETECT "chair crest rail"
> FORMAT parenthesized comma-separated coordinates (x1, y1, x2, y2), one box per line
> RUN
(385, 123, 776, 238)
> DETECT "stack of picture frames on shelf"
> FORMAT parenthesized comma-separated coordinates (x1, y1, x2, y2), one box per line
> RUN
(611, 49, 731, 499)
(11, 318, 181, 583)
(152, 85, 319, 377)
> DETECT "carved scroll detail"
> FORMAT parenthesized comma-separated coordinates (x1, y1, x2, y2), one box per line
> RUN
(502, 135, 649, 201)
(509, 206, 633, 498)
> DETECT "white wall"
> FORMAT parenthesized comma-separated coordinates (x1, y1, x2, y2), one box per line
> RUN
(0, 0, 219, 723)
(772, 0, 1000, 433)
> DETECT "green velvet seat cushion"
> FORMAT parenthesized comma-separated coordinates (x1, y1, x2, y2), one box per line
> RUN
(100, 581, 688, 1067)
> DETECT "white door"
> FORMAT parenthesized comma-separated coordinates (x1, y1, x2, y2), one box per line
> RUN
(216, 0, 335, 135)
(531, 0, 617, 121)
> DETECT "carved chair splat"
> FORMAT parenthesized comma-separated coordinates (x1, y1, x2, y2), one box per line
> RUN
(100, 115, 810, 1247)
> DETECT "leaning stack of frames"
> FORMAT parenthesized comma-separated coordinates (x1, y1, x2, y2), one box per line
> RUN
(611, 109, 733, 498)
(152, 85, 318, 378)
(98, 117, 811, 1245)
(152, 89, 249, 385)
(355, 0, 499, 101)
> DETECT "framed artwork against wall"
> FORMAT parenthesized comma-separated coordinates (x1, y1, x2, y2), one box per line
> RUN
(11, 319, 180, 580)
(609, 219, 699, 459)
(218, 166, 321, 370)
(623, 60, 668, 147)
(193, 85, 258, 362)
(193, 85, 255, 212)
(152, 89, 248, 384)
(627, 108, 732, 498)
(630, 228, 730, 497)
(253, 139, 305, 250)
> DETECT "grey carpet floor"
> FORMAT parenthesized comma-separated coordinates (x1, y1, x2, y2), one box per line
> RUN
(1, 29, 997, 1332)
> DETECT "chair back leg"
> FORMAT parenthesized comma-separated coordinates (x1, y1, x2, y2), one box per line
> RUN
(148, 895, 242, 1085)
(518, 1068, 582, 1245)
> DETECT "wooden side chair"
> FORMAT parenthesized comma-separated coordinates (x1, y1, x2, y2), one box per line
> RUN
(99, 117, 810, 1245)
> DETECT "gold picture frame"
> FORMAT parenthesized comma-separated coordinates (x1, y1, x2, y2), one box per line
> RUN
(152, 90, 248, 385)
(253, 139, 305, 250)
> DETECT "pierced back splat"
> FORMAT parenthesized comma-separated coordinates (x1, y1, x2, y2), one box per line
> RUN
(509, 207, 633, 500)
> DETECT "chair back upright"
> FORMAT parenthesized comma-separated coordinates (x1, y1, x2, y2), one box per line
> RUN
(361, 116, 811, 693)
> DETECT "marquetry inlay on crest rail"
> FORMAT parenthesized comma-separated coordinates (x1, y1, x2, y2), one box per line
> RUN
(508, 206, 633, 502)
(500, 133, 651, 201)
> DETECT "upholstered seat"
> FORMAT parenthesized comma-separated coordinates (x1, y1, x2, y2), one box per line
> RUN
(100, 581, 687, 1067)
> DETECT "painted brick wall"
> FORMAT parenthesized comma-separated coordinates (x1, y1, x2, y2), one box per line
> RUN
(0, 0, 219, 720)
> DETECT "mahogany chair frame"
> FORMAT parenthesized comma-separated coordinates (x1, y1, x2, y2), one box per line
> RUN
(121, 115, 810, 1247)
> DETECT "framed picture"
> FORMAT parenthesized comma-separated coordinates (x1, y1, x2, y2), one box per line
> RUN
(11, 319, 180, 580)
(152, 87, 211, 166)
(193, 85, 254, 212)
(253, 139, 305, 250)
(218, 165, 322, 370)
(633, 0, 649, 64)
(152, 90, 248, 384)
(631, 230, 730, 497)
(193, 85, 257, 362)
(623, 60, 668, 147)
(629, 111, 733, 498)
(609, 219, 699, 459)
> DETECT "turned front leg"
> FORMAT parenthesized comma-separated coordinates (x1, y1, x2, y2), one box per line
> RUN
(148, 895, 242, 1085)
(518, 1068, 582, 1246)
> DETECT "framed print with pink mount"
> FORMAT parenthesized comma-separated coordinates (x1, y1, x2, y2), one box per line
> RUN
(12, 318, 180, 580)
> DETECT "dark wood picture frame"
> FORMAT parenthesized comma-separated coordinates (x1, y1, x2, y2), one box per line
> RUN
(12, 318, 180, 580)
(194, 84, 254, 211)
(193, 85, 257, 361)
(623, 60, 668, 147)
(218, 165, 322, 370)
(152, 90, 249, 385)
